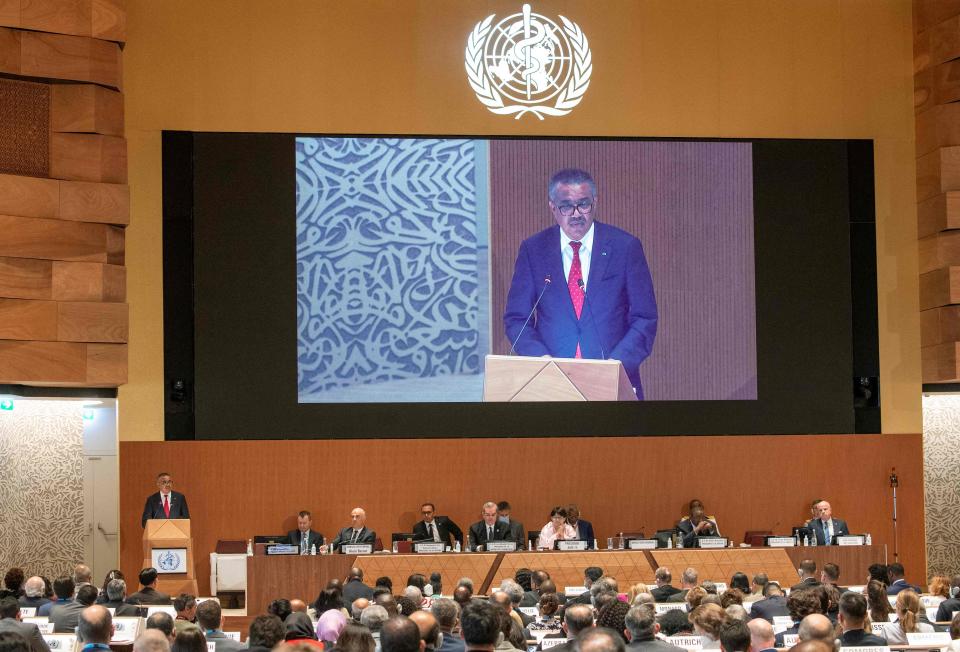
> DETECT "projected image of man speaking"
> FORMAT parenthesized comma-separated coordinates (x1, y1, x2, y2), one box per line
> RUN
(503, 168, 658, 398)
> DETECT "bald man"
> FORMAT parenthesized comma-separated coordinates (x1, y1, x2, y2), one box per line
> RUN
(328, 508, 377, 552)
(791, 642, 833, 652)
(290, 599, 307, 614)
(746, 618, 775, 652)
(797, 614, 834, 644)
(134, 629, 172, 652)
(409, 610, 443, 652)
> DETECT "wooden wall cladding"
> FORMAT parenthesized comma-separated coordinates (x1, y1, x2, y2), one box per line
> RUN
(119, 435, 926, 597)
(916, 1, 960, 383)
(0, 0, 126, 388)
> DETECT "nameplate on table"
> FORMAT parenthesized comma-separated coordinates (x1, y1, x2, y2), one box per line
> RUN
(714, 582, 728, 594)
(696, 537, 728, 548)
(906, 632, 951, 646)
(152, 547, 189, 573)
(782, 635, 799, 647)
(666, 635, 703, 650)
(111, 617, 141, 642)
(556, 540, 588, 551)
(42, 634, 77, 652)
(921, 595, 945, 608)
(29, 621, 54, 634)
(655, 603, 686, 614)
(764, 536, 797, 547)
(627, 538, 657, 550)
(147, 606, 177, 618)
(265, 544, 298, 555)
(207, 643, 216, 652)
(541, 639, 569, 649)
(486, 541, 517, 552)
(836, 535, 865, 546)
(925, 607, 940, 622)
(414, 542, 446, 554)
(846, 585, 865, 594)
(19, 607, 36, 617)
(342, 544, 373, 554)
(224, 632, 242, 642)
(839, 647, 890, 652)
(772, 616, 793, 633)
(871, 623, 890, 634)
(565, 586, 588, 597)
(519, 607, 539, 617)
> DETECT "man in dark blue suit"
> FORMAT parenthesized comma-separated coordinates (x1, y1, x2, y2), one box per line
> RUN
(803, 500, 849, 545)
(566, 505, 595, 549)
(141, 472, 190, 527)
(503, 168, 657, 398)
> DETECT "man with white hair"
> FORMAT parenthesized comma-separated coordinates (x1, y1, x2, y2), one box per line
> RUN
(134, 629, 171, 652)
(102, 580, 143, 616)
(361, 604, 390, 649)
(17, 578, 49, 610)
(665, 568, 698, 603)
(499, 580, 532, 626)
(328, 507, 377, 552)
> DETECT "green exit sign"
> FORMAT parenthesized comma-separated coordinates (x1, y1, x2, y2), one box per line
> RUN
(0, 400, 13, 411)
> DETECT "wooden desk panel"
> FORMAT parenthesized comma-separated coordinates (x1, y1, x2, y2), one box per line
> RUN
(493, 551, 658, 592)
(782, 545, 888, 586)
(650, 549, 799, 588)
(355, 553, 498, 596)
(246, 555, 356, 613)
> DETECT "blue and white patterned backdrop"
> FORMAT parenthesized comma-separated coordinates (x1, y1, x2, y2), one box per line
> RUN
(296, 138, 489, 402)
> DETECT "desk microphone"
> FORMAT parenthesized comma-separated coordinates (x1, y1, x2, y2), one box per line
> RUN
(509, 275, 551, 355)
(578, 278, 606, 359)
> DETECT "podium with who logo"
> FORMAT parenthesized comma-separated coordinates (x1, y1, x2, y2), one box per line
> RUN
(143, 519, 198, 596)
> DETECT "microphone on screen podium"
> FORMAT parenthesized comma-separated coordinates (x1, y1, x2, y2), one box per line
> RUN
(578, 278, 606, 359)
(508, 275, 552, 355)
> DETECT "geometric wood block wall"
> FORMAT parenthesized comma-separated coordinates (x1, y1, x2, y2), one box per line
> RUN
(0, 0, 127, 386)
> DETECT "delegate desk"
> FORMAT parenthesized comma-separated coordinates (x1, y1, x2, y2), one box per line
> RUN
(245, 545, 888, 612)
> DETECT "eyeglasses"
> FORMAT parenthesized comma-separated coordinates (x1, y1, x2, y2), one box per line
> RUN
(421, 511, 433, 515)
(555, 200, 594, 217)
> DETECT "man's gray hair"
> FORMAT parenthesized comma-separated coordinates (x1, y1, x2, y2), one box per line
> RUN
(403, 585, 423, 604)
(133, 630, 171, 652)
(681, 568, 698, 585)
(725, 605, 748, 621)
(548, 168, 597, 201)
(499, 580, 524, 605)
(24, 577, 44, 598)
(360, 604, 389, 632)
(624, 604, 657, 640)
(481, 501, 497, 511)
(106, 579, 126, 601)
(351, 599, 368, 622)
(590, 577, 617, 598)
(632, 593, 655, 606)
(430, 598, 460, 630)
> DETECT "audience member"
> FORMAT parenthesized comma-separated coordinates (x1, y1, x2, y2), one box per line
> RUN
(791, 561, 819, 591)
(2, 571, 23, 598)
(73, 565, 94, 592)
(881, 590, 933, 644)
(314, 587, 344, 617)
(128, 569, 172, 606)
(650, 569, 678, 602)
(574, 628, 626, 652)
(838, 593, 886, 647)
(317, 609, 348, 648)
(626, 584, 652, 606)
(146, 611, 177, 643)
(929, 575, 951, 599)
(269, 599, 293, 623)
(453, 587, 473, 611)
(596, 602, 630, 644)
(797, 614, 834, 644)
(351, 598, 370, 624)
(78, 606, 113, 646)
(337, 623, 376, 652)
(247, 615, 285, 652)
(17, 578, 47, 610)
(724, 606, 747, 622)
(773, 590, 820, 647)
(937, 576, 960, 622)
(431, 599, 464, 652)
(865, 580, 891, 624)
(397, 596, 420, 618)
(886, 564, 921, 596)
(665, 569, 698, 603)
(631, 594, 654, 608)
(0, 631, 30, 652)
(377, 594, 400, 618)
(361, 605, 390, 642)
(172, 628, 207, 652)
(489, 592, 523, 634)
(460, 601, 500, 651)
(134, 629, 172, 652)
(37, 577, 73, 617)
(656, 609, 692, 637)
(790, 642, 833, 652)
(98, 570, 124, 602)
(572, 568, 604, 606)
(173, 594, 198, 632)
(52, 584, 97, 633)
(0, 596, 49, 652)
(866, 564, 888, 586)
(748, 583, 788, 624)
(498, 582, 531, 627)
(196, 600, 244, 652)
(623, 604, 682, 652)
(409, 610, 442, 652)
(729, 574, 750, 596)
(103, 580, 143, 616)
(689, 603, 727, 650)
(749, 574, 768, 601)
(344, 569, 375, 604)
(718, 619, 750, 652)
(381, 616, 425, 652)
(683, 587, 707, 612)
(377, 578, 394, 592)
(820, 564, 843, 592)
(429, 573, 443, 597)
(746, 618, 775, 652)
(284, 612, 322, 648)
(719, 590, 744, 609)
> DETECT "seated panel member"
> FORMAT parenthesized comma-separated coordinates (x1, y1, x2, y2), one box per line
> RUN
(468, 501, 510, 551)
(537, 506, 577, 550)
(496, 501, 526, 548)
(413, 503, 463, 548)
(566, 505, 595, 549)
(326, 507, 376, 552)
(676, 499, 719, 548)
(503, 168, 658, 398)
(804, 500, 849, 546)
(141, 472, 190, 527)
(287, 510, 324, 554)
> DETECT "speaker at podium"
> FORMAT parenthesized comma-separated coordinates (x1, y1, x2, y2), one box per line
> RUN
(143, 519, 199, 596)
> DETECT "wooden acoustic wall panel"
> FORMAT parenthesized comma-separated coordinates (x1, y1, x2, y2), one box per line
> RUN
(0, 77, 49, 177)
(0, 26, 120, 87)
(921, 305, 960, 347)
(918, 192, 960, 238)
(51, 83, 123, 136)
(0, 173, 128, 224)
(0, 339, 125, 384)
(0, 299, 125, 343)
(0, 256, 124, 302)
(0, 214, 121, 263)
(0, 0, 126, 42)
(0, 256, 52, 300)
(118, 435, 925, 596)
(50, 133, 126, 183)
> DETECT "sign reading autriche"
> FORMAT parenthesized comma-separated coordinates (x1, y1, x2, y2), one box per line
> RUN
(465, 4, 592, 120)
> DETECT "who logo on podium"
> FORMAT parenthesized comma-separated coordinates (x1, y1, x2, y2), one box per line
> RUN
(465, 4, 592, 120)
(151, 548, 187, 573)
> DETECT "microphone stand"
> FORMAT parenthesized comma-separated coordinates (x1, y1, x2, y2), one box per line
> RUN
(889, 469, 899, 561)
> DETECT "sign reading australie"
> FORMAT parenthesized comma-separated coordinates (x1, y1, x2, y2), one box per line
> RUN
(151, 548, 187, 574)
(465, 3, 591, 120)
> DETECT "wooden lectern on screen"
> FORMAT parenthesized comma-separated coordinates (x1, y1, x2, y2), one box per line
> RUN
(143, 519, 199, 596)
(483, 354, 637, 401)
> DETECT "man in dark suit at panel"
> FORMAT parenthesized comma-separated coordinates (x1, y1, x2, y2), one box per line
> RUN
(141, 472, 190, 527)
(566, 506, 595, 549)
(0, 595, 50, 652)
(837, 593, 887, 646)
(749, 583, 789, 623)
(126, 568, 172, 606)
(413, 503, 463, 549)
(286, 510, 324, 554)
(327, 507, 377, 552)
(804, 501, 849, 546)
(624, 604, 685, 652)
(467, 502, 510, 551)
(496, 501, 525, 549)
(343, 568, 375, 605)
(503, 168, 658, 399)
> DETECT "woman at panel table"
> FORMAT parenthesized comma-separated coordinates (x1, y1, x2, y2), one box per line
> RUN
(536, 506, 578, 550)
(676, 499, 720, 548)
(881, 590, 934, 644)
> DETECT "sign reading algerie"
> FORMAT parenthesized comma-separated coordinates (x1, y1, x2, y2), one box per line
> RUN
(465, 4, 592, 120)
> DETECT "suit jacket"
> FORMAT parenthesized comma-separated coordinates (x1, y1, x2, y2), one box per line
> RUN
(505, 521, 526, 548)
(141, 490, 190, 527)
(413, 516, 464, 547)
(676, 516, 719, 548)
(467, 520, 511, 551)
(665, 589, 690, 603)
(626, 637, 687, 652)
(650, 585, 681, 602)
(804, 517, 849, 545)
(437, 633, 466, 652)
(206, 631, 245, 652)
(330, 526, 376, 552)
(839, 629, 887, 646)
(571, 519, 595, 548)
(287, 529, 325, 551)
(50, 600, 85, 633)
(516, 609, 534, 626)
(102, 599, 144, 617)
(886, 578, 922, 595)
(503, 221, 658, 396)
(38, 600, 70, 617)
(342, 578, 375, 604)
(748, 595, 789, 623)
(126, 587, 172, 605)
(17, 596, 49, 609)
(0, 617, 50, 652)
(790, 577, 821, 592)
(937, 597, 960, 622)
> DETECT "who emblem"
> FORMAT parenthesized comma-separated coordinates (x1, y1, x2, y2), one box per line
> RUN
(158, 550, 182, 572)
(465, 4, 592, 120)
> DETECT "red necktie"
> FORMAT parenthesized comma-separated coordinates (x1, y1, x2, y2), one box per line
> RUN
(567, 241, 584, 358)
(163, 495, 171, 518)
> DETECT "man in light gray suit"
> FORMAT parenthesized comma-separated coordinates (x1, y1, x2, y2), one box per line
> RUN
(52, 585, 97, 633)
(196, 601, 243, 652)
(624, 604, 685, 652)
(0, 595, 50, 652)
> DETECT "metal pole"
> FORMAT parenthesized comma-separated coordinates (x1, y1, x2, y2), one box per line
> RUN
(890, 469, 899, 561)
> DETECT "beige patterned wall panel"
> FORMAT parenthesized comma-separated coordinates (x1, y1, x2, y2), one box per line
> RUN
(923, 393, 960, 575)
(0, 400, 84, 578)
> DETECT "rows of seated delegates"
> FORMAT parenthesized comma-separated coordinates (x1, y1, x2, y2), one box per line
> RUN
(1, 559, 959, 652)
